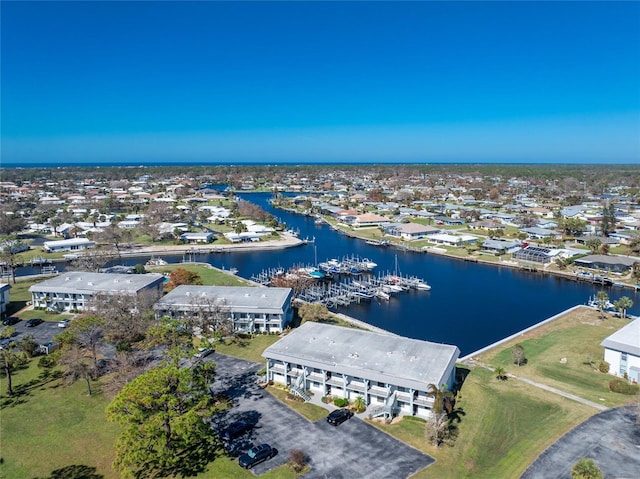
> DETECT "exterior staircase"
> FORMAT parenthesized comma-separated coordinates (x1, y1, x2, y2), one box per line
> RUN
(290, 372, 311, 401)
(369, 391, 397, 421)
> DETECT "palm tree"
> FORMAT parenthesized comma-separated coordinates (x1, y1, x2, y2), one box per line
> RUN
(426, 383, 455, 415)
(494, 366, 506, 380)
(353, 395, 366, 413)
(595, 291, 610, 318)
(614, 296, 633, 319)
(571, 458, 603, 479)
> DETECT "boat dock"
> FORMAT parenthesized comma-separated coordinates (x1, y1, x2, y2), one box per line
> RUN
(251, 260, 431, 309)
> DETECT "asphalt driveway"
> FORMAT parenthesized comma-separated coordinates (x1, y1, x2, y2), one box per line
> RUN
(521, 406, 640, 479)
(209, 353, 434, 478)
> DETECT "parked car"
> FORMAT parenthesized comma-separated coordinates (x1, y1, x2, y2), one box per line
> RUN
(194, 347, 214, 359)
(0, 337, 16, 350)
(238, 443, 277, 469)
(25, 318, 43, 327)
(58, 319, 70, 328)
(222, 420, 251, 443)
(2, 316, 20, 326)
(326, 408, 354, 426)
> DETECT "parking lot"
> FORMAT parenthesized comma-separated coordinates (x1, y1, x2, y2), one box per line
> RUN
(209, 353, 434, 478)
(1, 317, 62, 349)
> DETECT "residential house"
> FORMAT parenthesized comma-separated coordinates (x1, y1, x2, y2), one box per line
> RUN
(481, 239, 522, 255)
(385, 223, 440, 241)
(573, 255, 639, 274)
(43, 238, 95, 253)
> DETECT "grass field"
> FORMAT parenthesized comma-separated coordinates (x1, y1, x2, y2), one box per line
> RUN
(476, 306, 634, 408)
(146, 263, 250, 287)
(0, 360, 304, 479)
(372, 367, 594, 479)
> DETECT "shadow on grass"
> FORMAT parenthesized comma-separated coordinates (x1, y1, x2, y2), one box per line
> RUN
(34, 464, 103, 479)
(1, 369, 62, 407)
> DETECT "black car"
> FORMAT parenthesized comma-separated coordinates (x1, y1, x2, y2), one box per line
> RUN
(238, 443, 277, 469)
(2, 316, 20, 326)
(222, 420, 251, 443)
(326, 408, 354, 426)
(25, 318, 44, 327)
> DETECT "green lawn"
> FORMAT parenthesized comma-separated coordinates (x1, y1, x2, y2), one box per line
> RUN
(0, 360, 303, 479)
(214, 333, 281, 363)
(477, 306, 633, 408)
(372, 367, 593, 479)
(266, 386, 329, 422)
(146, 263, 250, 287)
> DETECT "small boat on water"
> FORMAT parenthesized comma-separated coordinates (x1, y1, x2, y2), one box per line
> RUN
(366, 239, 390, 247)
(375, 290, 390, 301)
(146, 257, 168, 266)
(414, 281, 431, 291)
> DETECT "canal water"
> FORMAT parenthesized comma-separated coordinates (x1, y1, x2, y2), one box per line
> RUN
(23, 192, 640, 355)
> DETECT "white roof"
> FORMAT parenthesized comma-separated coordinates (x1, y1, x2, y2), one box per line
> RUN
(263, 322, 459, 391)
(601, 318, 640, 357)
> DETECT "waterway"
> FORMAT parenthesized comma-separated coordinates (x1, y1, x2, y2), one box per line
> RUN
(21, 192, 640, 355)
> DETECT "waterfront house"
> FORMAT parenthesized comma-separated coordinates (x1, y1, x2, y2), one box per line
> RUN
(43, 238, 95, 253)
(180, 232, 215, 244)
(385, 223, 440, 241)
(481, 239, 522, 255)
(353, 213, 390, 228)
(573, 255, 638, 274)
(426, 233, 478, 247)
(262, 322, 460, 419)
(153, 285, 293, 334)
(512, 246, 559, 264)
(29, 272, 164, 312)
(601, 318, 640, 383)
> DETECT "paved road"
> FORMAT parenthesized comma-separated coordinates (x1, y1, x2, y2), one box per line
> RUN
(209, 353, 434, 478)
(521, 406, 640, 479)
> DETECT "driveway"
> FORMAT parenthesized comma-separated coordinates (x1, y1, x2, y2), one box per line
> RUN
(209, 353, 434, 478)
(521, 406, 640, 479)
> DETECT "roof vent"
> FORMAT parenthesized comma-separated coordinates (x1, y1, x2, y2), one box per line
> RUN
(329, 340, 336, 346)
(410, 355, 418, 362)
(261, 294, 267, 298)
(114, 279, 119, 283)
(65, 277, 70, 281)
(87, 282, 93, 286)
(245, 293, 250, 297)
(186, 291, 191, 296)
(386, 351, 392, 357)
(349, 352, 359, 359)
(201, 292, 206, 297)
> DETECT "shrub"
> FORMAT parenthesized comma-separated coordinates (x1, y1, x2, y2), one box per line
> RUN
(598, 361, 610, 373)
(321, 396, 329, 404)
(289, 449, 307, 473)
(333, 397, 349, 408)
(609, 378, 640, 395)
(38, 355, 56, 369)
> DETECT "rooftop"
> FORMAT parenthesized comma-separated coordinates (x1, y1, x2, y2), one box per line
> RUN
(263, 322, 459, 391)
(601, 318, 640, 357)
(29, 272, 164, 294)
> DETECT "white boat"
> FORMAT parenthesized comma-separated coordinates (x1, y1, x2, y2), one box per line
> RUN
(361, 258, 377, 270)
(415, 281, 431, 291)
(146, 257, 168, 266)
(375, 290, 390, 301)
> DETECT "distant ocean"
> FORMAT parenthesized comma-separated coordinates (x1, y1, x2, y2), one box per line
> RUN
(0, 159, 619, 169)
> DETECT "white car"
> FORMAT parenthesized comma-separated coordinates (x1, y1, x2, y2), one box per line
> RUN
(194, 347, 214, 359)
(58, 320, 70, 328)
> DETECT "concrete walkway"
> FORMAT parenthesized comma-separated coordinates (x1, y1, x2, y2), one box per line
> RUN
(464, 358, 609, 412)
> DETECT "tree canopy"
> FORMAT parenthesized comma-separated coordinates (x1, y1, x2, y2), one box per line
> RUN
(106, 357, 218, 478)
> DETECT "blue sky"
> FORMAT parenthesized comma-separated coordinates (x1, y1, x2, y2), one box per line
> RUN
(2, 1, 639, 165)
